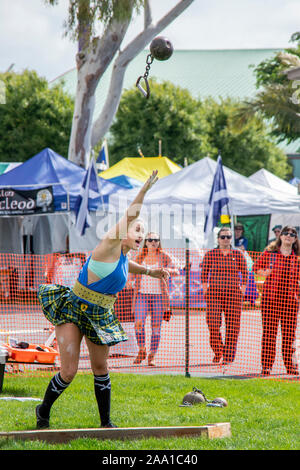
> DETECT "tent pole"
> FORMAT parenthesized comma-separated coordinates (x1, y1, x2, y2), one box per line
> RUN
(66, 184, 70, 253)
(185, 237, 191, 378)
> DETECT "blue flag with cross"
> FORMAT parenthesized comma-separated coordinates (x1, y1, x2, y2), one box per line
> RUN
(204, 155, 230, 237)
(74, 158, 102, 236)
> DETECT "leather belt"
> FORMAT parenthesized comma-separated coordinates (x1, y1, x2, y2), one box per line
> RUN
(72, 280, 117, 309)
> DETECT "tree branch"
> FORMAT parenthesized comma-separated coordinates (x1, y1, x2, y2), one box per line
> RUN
(144, 0, 152, 29)
(68, 9, 134, 165)
(91, 0, 195, 145)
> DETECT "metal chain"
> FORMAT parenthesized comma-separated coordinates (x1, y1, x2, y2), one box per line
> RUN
(143, 54, 154, 79)
(136, 54, 154, 99)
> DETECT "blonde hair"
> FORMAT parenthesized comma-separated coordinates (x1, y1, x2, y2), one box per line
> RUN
(136, 232, 162, 264)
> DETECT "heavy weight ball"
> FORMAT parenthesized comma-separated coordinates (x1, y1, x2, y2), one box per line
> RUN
(212, 397, 228, 407)
(150, 36, 173, 61)
(182, 388, 206, 406)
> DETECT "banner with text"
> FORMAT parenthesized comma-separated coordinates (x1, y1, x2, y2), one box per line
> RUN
(0, 186, 54, 216)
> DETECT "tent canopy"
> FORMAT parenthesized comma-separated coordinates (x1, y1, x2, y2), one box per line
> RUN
(0, 148, 123, 212)
(109, 157, 300, 215)
(105, 174, 143, 189)
(0, 162, 22, 175)
(0, 148, 87, 211)
(99, 156, 181, 182)
(289, 177, 300, 186)
(249, 168, 298, 195)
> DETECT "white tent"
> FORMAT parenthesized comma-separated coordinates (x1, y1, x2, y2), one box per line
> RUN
(248, 168, 300, 240)
(69, 157, 300, 252)
(109, 157, 300, 215)
(107, 157, 300, 249)
(249, 168, 298, 195)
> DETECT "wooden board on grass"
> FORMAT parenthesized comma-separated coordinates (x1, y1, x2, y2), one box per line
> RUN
(0, 422, 231, 443)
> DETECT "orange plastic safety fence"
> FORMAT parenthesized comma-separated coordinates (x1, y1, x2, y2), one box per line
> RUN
(0, 249, 299, 380)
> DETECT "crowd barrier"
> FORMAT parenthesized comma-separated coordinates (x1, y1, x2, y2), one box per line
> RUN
(0, 249, 299, 381)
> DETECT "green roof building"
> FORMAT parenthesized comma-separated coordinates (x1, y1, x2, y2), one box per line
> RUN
(51, 49, 300, 176)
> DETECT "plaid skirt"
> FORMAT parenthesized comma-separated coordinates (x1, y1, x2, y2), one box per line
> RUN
(37, 284, 128, 346)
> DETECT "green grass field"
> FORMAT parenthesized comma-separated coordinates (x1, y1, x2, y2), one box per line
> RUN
(0, 373, 299, 450)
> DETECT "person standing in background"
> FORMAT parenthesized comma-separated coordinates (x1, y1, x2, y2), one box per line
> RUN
(132, 232, 179, 367)
(268, 225, 282, 244)
(234, 223, 248, 251)
(201, 227, 248, 365)
(253, 225, 300, 376)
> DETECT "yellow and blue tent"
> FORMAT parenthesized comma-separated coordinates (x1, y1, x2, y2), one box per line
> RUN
(99, 156, 181, 183)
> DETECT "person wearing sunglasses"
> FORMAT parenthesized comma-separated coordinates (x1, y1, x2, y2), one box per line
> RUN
(253, 225, 300, 376)
(132, 232, 179, 367)
(36, 171, 171, 429)
(201, 227, 248, 365)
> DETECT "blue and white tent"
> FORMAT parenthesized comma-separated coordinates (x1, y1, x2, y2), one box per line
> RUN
(0, 148, 126, 254)
(0, 148, 123, 212)
(106, 174, 143, 189)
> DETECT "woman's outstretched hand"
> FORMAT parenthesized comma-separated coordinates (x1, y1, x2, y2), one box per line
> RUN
(149, 267, 170, 287)
(141, 170, 159, 194)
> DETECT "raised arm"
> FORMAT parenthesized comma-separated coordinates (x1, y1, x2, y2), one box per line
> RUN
(107, 170, 158, 243)
(91, 171, 158, 261)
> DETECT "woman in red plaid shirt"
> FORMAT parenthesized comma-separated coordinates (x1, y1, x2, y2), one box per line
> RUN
(253, 226, 300, 376)
(201, 227, 248, 365)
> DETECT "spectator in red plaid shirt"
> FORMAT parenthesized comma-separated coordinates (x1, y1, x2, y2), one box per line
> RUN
(253, 225, 300, 376)
(201, 227, 248, 365)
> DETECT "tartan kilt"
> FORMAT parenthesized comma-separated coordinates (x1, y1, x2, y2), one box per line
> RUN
(37, 284, 128, 346)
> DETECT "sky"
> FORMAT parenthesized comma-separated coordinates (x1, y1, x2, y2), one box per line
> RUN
(0, 0, 299, 82)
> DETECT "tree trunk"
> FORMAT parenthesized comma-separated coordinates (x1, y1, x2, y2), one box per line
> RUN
(68, 15, 133, 167)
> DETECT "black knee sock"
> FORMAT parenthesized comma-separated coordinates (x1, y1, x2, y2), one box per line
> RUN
(94, 373, 111, 426)
(39, 372, 70, 418)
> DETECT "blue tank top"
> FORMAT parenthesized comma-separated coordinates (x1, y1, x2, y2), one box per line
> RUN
(77, 251, 128, 295)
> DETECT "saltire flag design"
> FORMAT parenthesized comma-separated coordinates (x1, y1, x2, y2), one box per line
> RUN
(74, 158, 102, 236)
(204, 155, 230, 237)
(96, 139, 109, 170)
